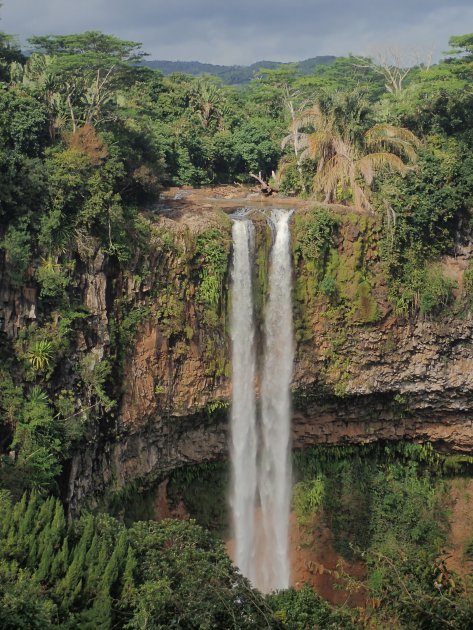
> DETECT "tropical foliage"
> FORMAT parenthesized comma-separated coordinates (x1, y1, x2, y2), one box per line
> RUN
(1, 18, 473, 628)
(285, 91, 421, 211)
(0, 492, 276, 629)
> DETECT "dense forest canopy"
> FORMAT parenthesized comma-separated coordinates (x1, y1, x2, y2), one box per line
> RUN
(1, 15, 473, 627)
(142, 55, 337, 85)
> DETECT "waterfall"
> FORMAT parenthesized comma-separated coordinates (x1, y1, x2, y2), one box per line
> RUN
(258, 209, 294, 592)
(230, 209, 294, 593)
(230, 218, 258, 582)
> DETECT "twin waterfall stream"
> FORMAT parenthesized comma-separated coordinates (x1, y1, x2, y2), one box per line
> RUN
(230, 209, 294, 593)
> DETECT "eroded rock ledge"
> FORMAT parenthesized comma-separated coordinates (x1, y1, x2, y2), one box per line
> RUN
(66, 311, 473, 514)
(1, 191, 472, 513)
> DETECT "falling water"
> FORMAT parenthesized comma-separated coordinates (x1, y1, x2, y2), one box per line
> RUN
(258, 209, 294, 592)
(230, 218, 258, 582)
(230, 209, 294, 592)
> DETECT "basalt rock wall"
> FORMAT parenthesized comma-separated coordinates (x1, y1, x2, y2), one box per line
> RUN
(1, 200, 472, 514)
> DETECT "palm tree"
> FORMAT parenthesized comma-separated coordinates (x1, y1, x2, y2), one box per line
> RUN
(287, 92, 421, 212)
(188, 78, 229, 130)
(11, 54, 67, 140)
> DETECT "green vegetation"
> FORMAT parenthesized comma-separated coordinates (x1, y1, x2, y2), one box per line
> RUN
(1, 15, 473, 628)
(293, 443, 473, 629)
(194, 227, 231, 320)
(268, 584, 359, 629)
(289, 92, 421, 212)
(292, 209, 381, 347)
(144, 56, 337, 85)
(167, 460, 230, 535)
(0, 491, 276, 629)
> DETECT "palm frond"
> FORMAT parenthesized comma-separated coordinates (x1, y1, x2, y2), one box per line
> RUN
(365, 124, 421, 161)
(357, 156, 375, 185)
(353, 183, 373, 213)
(356, 152, 408, 180)
(307, 130, 333, 159)
(281, 131, 307, 150)
(314, 154, 350, 197)
(293, 104, 324, 130)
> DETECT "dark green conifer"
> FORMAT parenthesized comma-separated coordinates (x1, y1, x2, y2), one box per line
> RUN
(50, 535, 69, 582)
(34, 527, 55, 583)
(100, 529, 127, 594)
(17, 492, 40, 559)
(119, 545, 137, 608)
(56, 515, 93, 608)
(0, 490, 12, 544)
(78, 592, 113, 630)
(50, 499, 66, 542)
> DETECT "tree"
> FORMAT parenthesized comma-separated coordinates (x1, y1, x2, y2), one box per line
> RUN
(445, 33, 473, 81)
(188, 77, 228, 130)
(447, 33, 473, 60)
(10, 54, 66, 141)
(127, 519, 275, 629)
(291, 91, 420, 212)
(258, 66, 311, 191)
(354, 46, 432, 94)
(0, 28, 24, 80)
(28, 32, 147, 130)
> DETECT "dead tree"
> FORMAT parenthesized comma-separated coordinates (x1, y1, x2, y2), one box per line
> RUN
(354, 46, 433, 94)
(249, 172, 278, 196)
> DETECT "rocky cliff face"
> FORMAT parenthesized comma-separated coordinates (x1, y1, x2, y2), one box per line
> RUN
(1, 193, 472, 513)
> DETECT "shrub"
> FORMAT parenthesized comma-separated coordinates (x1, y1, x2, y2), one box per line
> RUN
(36, 258, 71, 304)
(27, 340, 54, 371)
(294, 207, 340, 266)
(319, 274, 337, 297)
(1, 224, 31, 288)
(293, 477, 325, 525)
(419, 266, 456, 315)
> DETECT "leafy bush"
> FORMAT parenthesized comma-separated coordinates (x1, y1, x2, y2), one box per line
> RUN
(293, 477, 325, 525)
(292, 443, 473, 628)
(118, 305, 150, 349)
(79, 356, 115, 411)
(268, 583, 359, 629)
(379, 138, 473, 312)
(462, 260, 473, 296)
(389, 260, 456, 316)
(1, 224, 31, 288)
(27, 340, 54, 371)
(36, 257, 72, 304)
(294, 207, 340, 267)
(319, 274, 337, 297)
(10, 387, 62, 492)
(194, 228, 230, 326)
(419, 266, 456, 315)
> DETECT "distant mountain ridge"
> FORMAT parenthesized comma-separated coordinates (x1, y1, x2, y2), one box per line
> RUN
(143, 56, 336, 85)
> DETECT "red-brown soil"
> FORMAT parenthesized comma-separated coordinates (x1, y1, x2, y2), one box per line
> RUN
(154, 475, 473, 605)
(289, 513, 366, 605)
(445, 478, 473, 580)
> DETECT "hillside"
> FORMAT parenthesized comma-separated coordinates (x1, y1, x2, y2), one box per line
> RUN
(143, 55, 336, 84)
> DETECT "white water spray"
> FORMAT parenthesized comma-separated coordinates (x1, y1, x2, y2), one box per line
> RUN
(230, 218, 258, 581)
(230, 209, 294, 592)
(258, 209, 294, 592)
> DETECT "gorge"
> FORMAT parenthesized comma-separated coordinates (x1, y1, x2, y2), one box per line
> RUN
(1, 187, 473, 625)
(30, 192, 469, 520)
(2, 189, 472, 514)
(1, 26, 473, 627)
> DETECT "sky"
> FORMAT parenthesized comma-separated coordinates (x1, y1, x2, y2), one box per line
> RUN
(2, 0, 472, 65)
